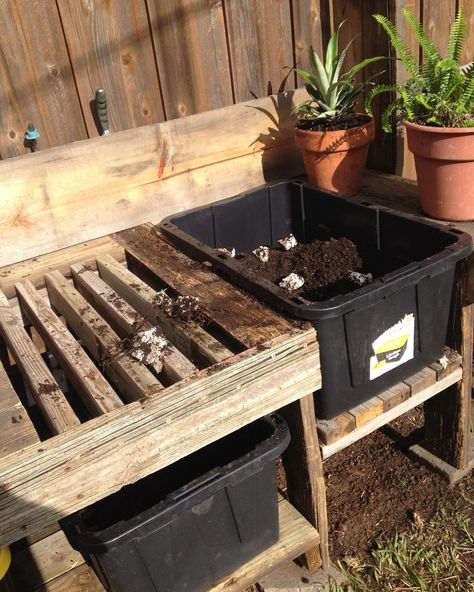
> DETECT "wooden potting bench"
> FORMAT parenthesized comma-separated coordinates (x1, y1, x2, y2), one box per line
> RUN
(0, 91, 471, 591)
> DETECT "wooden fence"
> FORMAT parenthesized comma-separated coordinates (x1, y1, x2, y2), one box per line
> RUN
(0, 0, 471, 176)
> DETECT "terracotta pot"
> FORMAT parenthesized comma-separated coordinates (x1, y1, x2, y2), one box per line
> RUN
(294, 117, 374, 195)
(404, 120, 474, 221)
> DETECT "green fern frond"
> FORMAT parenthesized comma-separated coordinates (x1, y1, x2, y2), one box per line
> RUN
(364, 84, 398, 117)
(402, 7, 440, 66)
(381, 99, 402, 132)
(459, 74, 474, 109)
(373, 13, 418, 78)
(447, 8, 467, 64)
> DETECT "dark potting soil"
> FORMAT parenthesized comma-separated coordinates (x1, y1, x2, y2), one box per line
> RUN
(237, 237, 369, 301)
(296, 113, 370, 132)
(324, 408, 474, 560)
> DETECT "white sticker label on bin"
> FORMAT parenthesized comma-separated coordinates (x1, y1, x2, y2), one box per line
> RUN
(369, 313, 415, 380)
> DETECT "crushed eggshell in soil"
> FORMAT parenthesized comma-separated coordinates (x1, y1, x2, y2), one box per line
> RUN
(217, 247, 235, 258)
(129, 327, 168, 366)
(252, 245, 270, 263)
(278, 234, 298, 251)
(347, 271, 373, 287)
(279, 273, 304, 291)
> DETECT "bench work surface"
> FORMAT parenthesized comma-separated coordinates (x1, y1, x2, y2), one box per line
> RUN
(0, 223, 321, 552)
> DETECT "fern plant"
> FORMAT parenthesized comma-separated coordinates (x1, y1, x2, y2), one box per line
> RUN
(366, 7, 474, 130)
(294, 21, 385, 129)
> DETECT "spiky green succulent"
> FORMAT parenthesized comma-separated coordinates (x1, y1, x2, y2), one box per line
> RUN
(366, 7, 474, 130)
(293, 21, 385, 126)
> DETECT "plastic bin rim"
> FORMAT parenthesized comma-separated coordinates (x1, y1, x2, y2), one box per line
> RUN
(61, 416, 289, 553)
(160, 180, 473, 320)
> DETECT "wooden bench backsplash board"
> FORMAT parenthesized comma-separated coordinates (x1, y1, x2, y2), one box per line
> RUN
(0, 89, 306, 268)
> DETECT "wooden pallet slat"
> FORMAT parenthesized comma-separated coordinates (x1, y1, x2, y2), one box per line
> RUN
(116, 225, 295, 349)
(320, 366, 463, 459)
(0, 291, 79, 435)
(70, 262, 197, 383)
(95, 254, 232, 366)
(45, 271, 163, 403)
(0, 328, 319, 547)
(15, 281, 123, 416)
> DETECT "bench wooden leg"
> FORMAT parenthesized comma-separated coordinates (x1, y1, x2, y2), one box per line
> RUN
(280, 394, 330, 571)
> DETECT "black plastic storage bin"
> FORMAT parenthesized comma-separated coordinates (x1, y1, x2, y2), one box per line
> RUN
(160, 180, 472, 419)
(61, 416, 289, 592)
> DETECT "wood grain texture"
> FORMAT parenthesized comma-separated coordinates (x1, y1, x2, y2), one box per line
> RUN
(422, 0, 456, 57)
(0, 291, 79, 435)
(0, 89, 306, 267)
(280, 394, 329, 571)
(0, 0, 87, 158)
(363, 0, 395, 173)
(0, 236, 124, 300)
(15, 281, 123, 415)
(321, 366, 462, 459)
(32, 562, 104, 592)
(96, 254, 232, 366)
(147, 0, 233, 119)
(71, 262, 197, 382)
(224, 0, 294, 101)
(8, 529, 83, 591)
(118, 225, 296, 349)
(0, 363, 39, 458)
(45, 270, 163, 402)
(392, 0, 420, 179)
(291, 0, 329, 77)
(56, 0, 164, 135)
(0, 329, 319, 546)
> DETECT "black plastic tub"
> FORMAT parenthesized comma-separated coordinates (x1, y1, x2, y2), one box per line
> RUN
(160, 180, 472, 419)
(61, 416, 289, 592)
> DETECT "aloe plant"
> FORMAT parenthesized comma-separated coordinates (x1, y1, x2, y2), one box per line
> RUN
(293, 21, 385, 128)
(366, 7, 474, 130)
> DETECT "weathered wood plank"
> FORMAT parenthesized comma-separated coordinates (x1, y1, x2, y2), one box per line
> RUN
(0, 291, 79, 435)
(0, 236, 125, 300)
(71, 262, 196, 382)
(0, 90, 306, 267)
(321, 366, 462, 459)
(291, 0, 329, 76)
(0, 328, 320, 546)
(45, 270, 163, 402)
(96, 254, 232, 366)
(9, 529, 83, 591)
(377, 382, 410, 411)
(147, 0, 233, 118)
(117, 225, 296, 349)
(349, 395, 384, 427)
(15, 281, 123, 415)
(316, 412, 355, 446)
(56, 0, 164, 135)
(403, 366, 437, 396)
(32, 562, 104, 592)
(0, 0, 87, 158)
(224, 0, 294, 101)
(429, 351, 462, 380)
(280, 395, 329, 571)
(0, 363, 39, 458)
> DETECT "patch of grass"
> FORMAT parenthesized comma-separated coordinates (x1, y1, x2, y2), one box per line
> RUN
(324, 481, 474, 592)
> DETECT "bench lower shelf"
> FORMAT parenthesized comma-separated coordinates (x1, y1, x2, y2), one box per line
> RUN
(4, 497, 320, 592)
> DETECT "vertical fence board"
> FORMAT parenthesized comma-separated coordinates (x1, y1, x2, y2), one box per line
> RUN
(224, 0, 294, 101)
(422, 0, 456, 57)
(56, 0, 164, 136)
(363, 0, 395, 172)
(291, 0, 330, 75)
(0, 0, 87, 158)
(393, 0, 421, 179)
(147, 0, 233, 119)
(461, 0, 474, 66)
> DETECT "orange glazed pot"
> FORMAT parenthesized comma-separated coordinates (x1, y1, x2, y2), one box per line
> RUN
(405, 120, 474, 221)
(294, 117, 374, 195)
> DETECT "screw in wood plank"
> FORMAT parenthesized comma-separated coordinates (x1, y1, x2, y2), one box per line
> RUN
(24, 123, 40, 152)
(95, 88, 110, 135)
